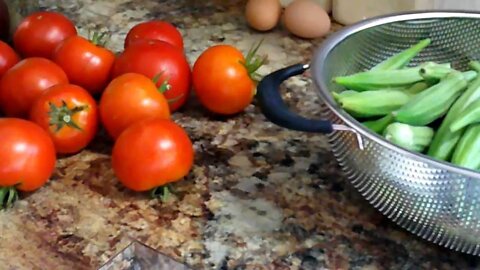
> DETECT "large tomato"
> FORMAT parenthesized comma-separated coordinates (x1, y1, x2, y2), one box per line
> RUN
(192, 44, 263, 115)
(53, 34, 115, 96)
(30, 84, 98, 154)
(99, 73, 171, 139)
(112, 118, 194, 192)
(124, 20, 184, 50)
(0, 118, 56, 193)
(112, 40, 191, 112)
(0, 41, 20, 78)
(0, 57, 69, 118)
(13, 11, 77, 58)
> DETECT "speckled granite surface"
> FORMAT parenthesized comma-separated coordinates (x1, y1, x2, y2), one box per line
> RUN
(1, 0, 480, 269)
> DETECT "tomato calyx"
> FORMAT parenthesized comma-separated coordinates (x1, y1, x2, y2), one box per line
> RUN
(0, 186, 19, 210)
(152, 71, 172, 94)
(88, 30, 111, 47)
(150, 185, 171, 202)
(152, 71, 183, 104)
(240, 39, 268, 84)
(48, 100, 87, 132)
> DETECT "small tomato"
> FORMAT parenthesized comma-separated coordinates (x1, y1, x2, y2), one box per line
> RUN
(124, 20, 184, 50)
(192, 43, 266, 115)
(0, 41, 20, 78)
(99, 73, 171, 139)
(112, 118, 194, 192)
(0, 118, 56, 200)
(112, 40, 191, 112)
(0, 57, 69, 118)
(53, 33, 115, 96)
(13, 11, 77, 59)
(30, 83, 99, 154)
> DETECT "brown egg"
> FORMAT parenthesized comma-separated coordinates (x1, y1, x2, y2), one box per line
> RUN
(283, 0, 331, 39)
(245, 0, 282, 32)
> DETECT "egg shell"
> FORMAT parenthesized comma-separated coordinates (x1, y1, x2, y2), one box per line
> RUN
(283, 0, 331, 39)
(245, 0, 282, 31)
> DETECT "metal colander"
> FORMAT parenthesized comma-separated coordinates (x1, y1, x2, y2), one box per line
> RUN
(309, 11, 480, 255)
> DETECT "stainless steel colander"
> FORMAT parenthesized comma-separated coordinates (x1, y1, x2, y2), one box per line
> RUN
(257, 11, 480, 255)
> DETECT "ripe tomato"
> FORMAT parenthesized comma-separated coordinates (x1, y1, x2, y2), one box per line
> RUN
(112, 118, 194, 192)
(124, 20, 184, 50)
(112, 40, 191, 112)
(13, 11, 77, 59)
(99, 73, 171, 139)
(0, 57, 69, 118)
(30, 84, 98, 154)
(53, 34, 115, 96)
(0, 41, 20, 78)
(0, 118, 56, 192)
(192, 44, 264, 115)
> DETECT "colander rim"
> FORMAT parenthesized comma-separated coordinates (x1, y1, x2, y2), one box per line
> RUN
(311, 10, 480, 180)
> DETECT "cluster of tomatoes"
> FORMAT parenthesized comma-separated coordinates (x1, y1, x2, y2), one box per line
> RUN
(0, 10, 265, 208)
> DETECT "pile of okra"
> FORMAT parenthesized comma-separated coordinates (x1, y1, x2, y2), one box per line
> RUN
(332, 38, 480, 171)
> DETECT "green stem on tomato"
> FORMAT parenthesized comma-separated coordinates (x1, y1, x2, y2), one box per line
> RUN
(88, 29, 111, 47)
(240, 39, 268, 85)
(150, 186, 171, 202)
(152, 71, 172, 94)
(48, 100, 87, 132)
(0, 186, 19, 210)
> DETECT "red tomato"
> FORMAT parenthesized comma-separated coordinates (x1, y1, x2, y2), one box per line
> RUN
(53, 35, 115, 96)
(0, 41, 20, 78)
(192, 45, 263, 115)
(13, 11, 77, 58)
(0, 57, 69, 118)
(112, 40, 191, 112)
(0, 118, 56, 192)
(112, 118, 194, 192)
(30, 84, 99, 154)
(124, 20, 184, 50)
(99, 73, 171, 139)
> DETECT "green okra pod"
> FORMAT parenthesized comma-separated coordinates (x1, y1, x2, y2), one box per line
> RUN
(404, 81, 431, 95)
(362, 114, 395, 134)
(333, 62, 449, 92)
(451, 124, 480, 170)
(419, 63, 454, 81)
(449, 98, 480, 132)
(371, 38, 432, 71)
(462, 70, 478, 81)
(393, 71, 469, 126)
(471, 60, 480, 73)
(335, 89, 412, 118)
(427, 61, 480, 160)
(332, 90, 357, 101)
(332, 66, 425, 91)
(383, 122, 434, 153)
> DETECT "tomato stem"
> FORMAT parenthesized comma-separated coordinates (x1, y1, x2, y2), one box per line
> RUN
(240, 39, 268, 85)
(48, 100, 87, 132)
(152, 71, 171, 94)
(0, 186, 18, 210)
(150, 186, 171, 202)
(88, 29, 111, 47)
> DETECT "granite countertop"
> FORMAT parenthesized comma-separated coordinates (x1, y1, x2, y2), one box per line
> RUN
(1, 0, 480, 269)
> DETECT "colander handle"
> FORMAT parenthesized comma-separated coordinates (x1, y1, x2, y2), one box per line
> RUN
(257, 64, 334, 133)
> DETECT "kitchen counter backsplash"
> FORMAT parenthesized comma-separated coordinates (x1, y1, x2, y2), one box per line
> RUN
(0, 0, 479, 269)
